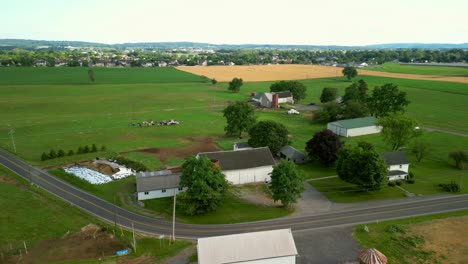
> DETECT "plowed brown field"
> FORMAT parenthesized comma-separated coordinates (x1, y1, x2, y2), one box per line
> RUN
(177, 65, 468, 84)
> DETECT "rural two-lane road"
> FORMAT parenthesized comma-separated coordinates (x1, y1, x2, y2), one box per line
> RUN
(1, 149, 467, 239)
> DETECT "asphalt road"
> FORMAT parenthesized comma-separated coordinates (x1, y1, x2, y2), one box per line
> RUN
(1, 149, 467, 239)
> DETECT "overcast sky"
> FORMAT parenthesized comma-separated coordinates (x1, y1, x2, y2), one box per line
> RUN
(2, 0, 467, 45)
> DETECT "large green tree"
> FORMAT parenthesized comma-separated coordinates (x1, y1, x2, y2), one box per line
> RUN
(377, 114, 421, 150)
(305, 129, 343, 167)
(228, 77, 243, 92)
(223, 101, 256, 137)
(178, 156, 229, 215)
(248, 120, 288, 154)
(269, 160, 304, 207)
(270, 80, 307, 102)
(313, 102, 340, 123)
(368, 83, 409, 117)
(320, 87, 338, 103)
(342, 80, 368, 105)
(336, 142, 388, 190)
(342, 66, 358, 81)
(448, 150, 467, 169)
(410, 140, 432, 162)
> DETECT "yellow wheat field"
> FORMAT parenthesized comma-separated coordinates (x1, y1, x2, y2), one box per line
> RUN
(177, 64, 468, 84)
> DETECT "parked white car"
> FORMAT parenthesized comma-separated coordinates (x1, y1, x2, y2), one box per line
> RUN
(287, 109, 300, 115)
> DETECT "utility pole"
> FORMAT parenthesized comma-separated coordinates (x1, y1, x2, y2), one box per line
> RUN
(8, 129, 16, 153)
(132, 222, 136, 253)
(172, 189, 176, 242)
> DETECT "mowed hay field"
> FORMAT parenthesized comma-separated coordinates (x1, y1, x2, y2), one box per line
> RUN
(178, 64, 468, 84)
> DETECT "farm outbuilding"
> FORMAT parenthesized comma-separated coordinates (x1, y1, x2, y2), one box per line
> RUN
(197, 147, 276, 185)
(381, 152, 410, 181)
(233, 142, 253, 151)
(327, 117, 381, 137)
(279, 145, 308, 163)
(135, 170, 186, 200)
(197, 228, 298, 264)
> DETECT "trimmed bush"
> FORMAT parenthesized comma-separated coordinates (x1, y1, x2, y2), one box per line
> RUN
(68, 150, 75, 156)
(395, 181, 403, 186)
(41, 152, 49, 161)
(388, 181, 396, 187)
(49, 149, 57, 159)
(91, 144, 98, 152)
(57, 149, 65, 157)
(83, 145, 90, 153)
(77, 146, 84, 154)
(438, 181, 460, 192)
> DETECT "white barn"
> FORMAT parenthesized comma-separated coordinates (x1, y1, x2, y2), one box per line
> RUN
(197, 229, 298, 264)
(327, 117, 381, 137)
(381, 152, 410, 181)
(197, 147, 276, 185)
(136, 170, 186, 200)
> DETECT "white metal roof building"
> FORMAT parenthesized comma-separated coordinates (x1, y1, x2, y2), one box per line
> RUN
(327, 117, 381, 137)
(197, 229, 298, 264)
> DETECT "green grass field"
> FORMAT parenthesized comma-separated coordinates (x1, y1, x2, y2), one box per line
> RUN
(365, 62, 468, 77)
(353, 210, 468, 264)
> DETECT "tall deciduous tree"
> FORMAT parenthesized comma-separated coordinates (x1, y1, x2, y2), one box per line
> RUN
(305, 129, 343, 167)
(248, 120, 288, 154)
(178, 156, 229, 215)
(313, 102, 340, 123)
(410, 140, 432, 162)
(270, 80, 307, 102)
(223, 101, 256, 137)
(269, 160, 304, 207)
(336, 142, 388, 190)
(342, 66, 358, 81)
(228, 77, 243, 92)
(342, 80, 368, 105)
(368, 83, 409, 117)
(377, 114, 421, 150)
(87, 69, 95, 82)
(448, 150, 467, 169)
(320, 87, 338, 103)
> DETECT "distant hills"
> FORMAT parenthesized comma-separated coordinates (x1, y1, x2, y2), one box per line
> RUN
(0, 39, 467, 50)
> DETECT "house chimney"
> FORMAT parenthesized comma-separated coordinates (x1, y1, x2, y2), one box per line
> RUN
(272, 93, 279, 108)
(251, 92, 257, 97)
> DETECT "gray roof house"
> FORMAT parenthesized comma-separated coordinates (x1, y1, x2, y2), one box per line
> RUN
(197, 147, 276, 185)
(381, 152, 410, 181)
(136, 170, 185, 200)
(279, 145, 308, 164)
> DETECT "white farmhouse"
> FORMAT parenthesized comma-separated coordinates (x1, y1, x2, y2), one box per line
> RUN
(327, 117, 381, 137)
(136, 170, 186, 200)
(197, 229, 298, 264)
(197, 147, 276, 185)
(259, 91, 294, 108)
(381, 152, 410, 181)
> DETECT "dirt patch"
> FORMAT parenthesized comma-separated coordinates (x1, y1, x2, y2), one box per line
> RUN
(74, 160, 116, 176)
(409, 215, 468, 263)
(235, 183, 281, 207)
(0, 175, 18, 185)
(135, 137, 220, 165)
(177, 65, 468, 84)
(6, 224, 127, 264)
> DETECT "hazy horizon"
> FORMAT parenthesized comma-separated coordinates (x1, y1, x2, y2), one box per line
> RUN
(2, 0, 467, 46)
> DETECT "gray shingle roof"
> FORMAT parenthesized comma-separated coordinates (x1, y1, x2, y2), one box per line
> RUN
(234, 142, 251, 149)
(279, 145, 307, 160)
(381, 152, 410, 166)
(198, 147, 276, 171)
(136, 172, 181, 192)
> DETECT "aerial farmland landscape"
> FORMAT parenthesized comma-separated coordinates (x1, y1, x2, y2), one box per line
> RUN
(1, 1, 467, 264)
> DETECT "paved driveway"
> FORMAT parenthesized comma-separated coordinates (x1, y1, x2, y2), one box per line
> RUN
(293, 104, 322, 111)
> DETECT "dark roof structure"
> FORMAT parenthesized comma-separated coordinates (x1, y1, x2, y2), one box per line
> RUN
(234, 142, 251, 149)
(381, 152, 410, 166)
(198, 147, 276, 171)
(387, 170, 408, 176)
(275, 91, 292, 98)
(279, 145, 307, 161)
(136, 171, 181, 192)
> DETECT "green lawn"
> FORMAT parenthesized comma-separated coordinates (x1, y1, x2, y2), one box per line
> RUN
(353, 210, 468, 264)
(365, 62, 468, 77)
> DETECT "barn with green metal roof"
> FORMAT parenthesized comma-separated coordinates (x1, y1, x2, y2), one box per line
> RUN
(327, 117, 381, 137)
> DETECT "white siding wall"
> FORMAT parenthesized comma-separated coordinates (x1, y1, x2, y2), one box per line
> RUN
(237, 255, 296, 264)
(327, 123, 347, 137)
(278, 97, 294, 104)
(388, 175, 407, 181)
(138, 187, 187, 200)
(224, 166, 273, 185)
(389, 164, 409, 173)
(346, 126, 382, 137)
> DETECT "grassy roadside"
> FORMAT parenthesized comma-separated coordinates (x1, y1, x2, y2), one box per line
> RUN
(353, 210, 468, 264)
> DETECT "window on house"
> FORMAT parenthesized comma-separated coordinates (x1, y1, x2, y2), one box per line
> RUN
(399, 165, 402, 169)
(144, 192, 149, 195)
(162, 189, 166, 193)
(178, 187, 183, 191)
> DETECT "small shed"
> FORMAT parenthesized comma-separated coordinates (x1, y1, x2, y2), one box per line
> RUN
(279, 145, 308, 163)
(327, 117, 381, 137)
(197, 229, 298, 264)
(381, 152, 410, 181)
(136, 170, 186, 200)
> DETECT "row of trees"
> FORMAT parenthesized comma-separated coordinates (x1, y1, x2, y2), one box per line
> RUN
(316, 80, 409, 123)
(41, 144, 106, 161)
(2, 48, 467, 67)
